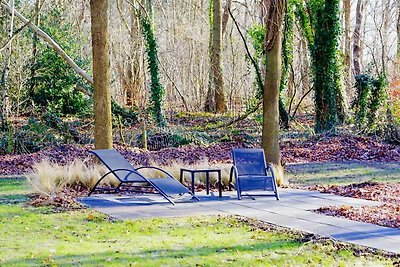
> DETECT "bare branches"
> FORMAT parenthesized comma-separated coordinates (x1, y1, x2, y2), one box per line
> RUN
(0, 0, 45, 53)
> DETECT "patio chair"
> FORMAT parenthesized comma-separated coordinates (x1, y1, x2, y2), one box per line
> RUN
(88, 149, 198, 205)
(229, 148, 279, 200)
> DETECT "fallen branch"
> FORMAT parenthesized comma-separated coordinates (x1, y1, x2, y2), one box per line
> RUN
(1, 0, 93, 85)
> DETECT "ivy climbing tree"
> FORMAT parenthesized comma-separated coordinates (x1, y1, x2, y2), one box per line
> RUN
(140, 15, 166, 127)
(295, 0, 345, 132)
(353, 73, 387, 131)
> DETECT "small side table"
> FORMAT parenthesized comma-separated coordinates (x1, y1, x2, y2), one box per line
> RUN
(180, 168, 222, 198)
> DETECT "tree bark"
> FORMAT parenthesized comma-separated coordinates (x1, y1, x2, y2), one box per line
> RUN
(1, 0, 14, 131)
(213, 0, 226, 113)
(262, 0, 285, 168)
(29, 0, 41, 101)
(397, 0, 400, 63)
(353, 0, 364, 76)
(221, 0, 232, 35)
(90, 0, 113, 149)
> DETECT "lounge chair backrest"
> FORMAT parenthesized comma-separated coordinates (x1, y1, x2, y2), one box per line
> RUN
(232, 148, 267, 176)
(90, 149, 144, 181)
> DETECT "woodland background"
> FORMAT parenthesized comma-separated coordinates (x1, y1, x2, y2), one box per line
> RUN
(0, 0, 399, 155)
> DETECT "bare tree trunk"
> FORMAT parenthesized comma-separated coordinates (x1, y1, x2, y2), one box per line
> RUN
(221, 0, 232, 35)
(353, 0, 364, 76)
(212, 0, 226, 113)
(343, 0, 351, 88)
(397, 0, 400, 61)
(205, 0, 226, 113)
(381, 0, 391, 73)
(1, 0, 14, 131)
(90, 0, 113, 149)
(262, 0, 285, 169)
(127, 12, 142, 108)
(29, 0, 40, 103)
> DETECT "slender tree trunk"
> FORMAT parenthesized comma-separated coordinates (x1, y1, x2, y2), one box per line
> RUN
(353, 0, 364, 76)
(343, 0, 351, 88)
(397, 0, 400, 62)
(29, 0, 40, 101)
(221, 0, 232, 35)
(213, 0, 226, 113)
(204, 0, 215, 112)
(381, 0, 391, 73)
(90, 0, 113, 149)
(1, 0, 14, 131)
(127, 12, 142, 108)
(262, 0, 285, 168)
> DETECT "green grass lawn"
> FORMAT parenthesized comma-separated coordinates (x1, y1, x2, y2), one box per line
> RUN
(286, 161, 400, 186)
(0, 179, 396, 266)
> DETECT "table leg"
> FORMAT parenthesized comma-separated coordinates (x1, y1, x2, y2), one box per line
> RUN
(218, 170, 222, 198)
(206, 171, 210, 195)
(191, 172, 195, 194)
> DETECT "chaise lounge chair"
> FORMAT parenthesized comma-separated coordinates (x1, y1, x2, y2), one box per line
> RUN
(229, 148, 279, 200)
(88, 149, 198, 205)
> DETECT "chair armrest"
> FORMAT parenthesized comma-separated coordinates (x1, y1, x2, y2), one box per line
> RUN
(265, 164, 276, 180)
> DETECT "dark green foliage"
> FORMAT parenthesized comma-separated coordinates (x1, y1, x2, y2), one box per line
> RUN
(296, 0, 343, 132)
(247, 25, 266, 99)
(353, 74, 371, 126)
(279, 0, 296, 129)
(30, 9, 90, 116)
(368, 75, 387, 125)
(353, 74, 387, 130)
(140, 16, 166, 127)
(111, 100, 138, 125)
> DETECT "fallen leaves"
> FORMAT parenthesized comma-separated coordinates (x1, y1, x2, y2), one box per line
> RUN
(0, 135, 399, 176)
(311, 182, 400, 228)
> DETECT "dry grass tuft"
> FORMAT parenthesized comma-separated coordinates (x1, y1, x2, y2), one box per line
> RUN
(26, 159, 108, 196)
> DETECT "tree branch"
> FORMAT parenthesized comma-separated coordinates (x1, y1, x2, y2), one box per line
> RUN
(1, 0, 94, 85)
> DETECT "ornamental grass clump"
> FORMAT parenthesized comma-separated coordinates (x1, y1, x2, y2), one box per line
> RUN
(26, 159, 112, 198)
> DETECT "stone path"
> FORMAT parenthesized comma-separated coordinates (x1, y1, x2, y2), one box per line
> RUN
(79, 188, 400, 254)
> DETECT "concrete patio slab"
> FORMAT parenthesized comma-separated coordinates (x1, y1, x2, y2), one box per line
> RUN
(78, 188, 400, 254)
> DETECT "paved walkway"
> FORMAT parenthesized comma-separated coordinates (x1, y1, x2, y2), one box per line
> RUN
(79, 189, 400, 254)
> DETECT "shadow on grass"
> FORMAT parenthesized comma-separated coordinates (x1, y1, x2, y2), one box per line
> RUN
(1, 241, 301, 266)
(0, 194, 28, 205)
(286, 161, 400, 186)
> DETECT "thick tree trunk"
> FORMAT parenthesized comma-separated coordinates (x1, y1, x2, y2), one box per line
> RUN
(262, 0, 285, 168)
(353, 0, 364, 76)
(90, 0, 113, 149)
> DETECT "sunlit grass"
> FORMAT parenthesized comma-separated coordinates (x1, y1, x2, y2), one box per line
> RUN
(0, 179, 395, 266)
